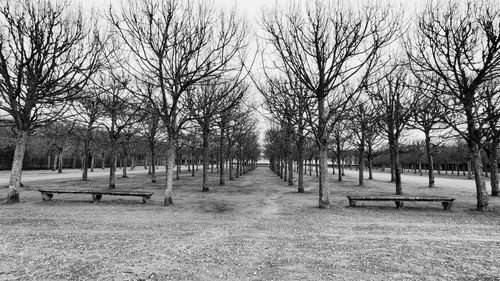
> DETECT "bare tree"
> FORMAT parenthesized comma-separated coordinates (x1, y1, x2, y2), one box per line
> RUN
(481, 81, 500, 196)
(109, 0, 247, 205)
(259, 78, 312, 192)
(187, 81, 247, 192)
(73, 87, 103, 181)
(349, 95, 379, 186)
(409, 79, 447, 187)
(261, 1, 401, 208)
(406, 0, 500, 210)
(139, 93, 164, 183)
(96, 73, 142, 189)
(0, 0, 102, 202)
(368, 66, 418, 195)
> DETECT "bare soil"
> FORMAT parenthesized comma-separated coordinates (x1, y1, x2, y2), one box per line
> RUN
(1, 166, 499, 280)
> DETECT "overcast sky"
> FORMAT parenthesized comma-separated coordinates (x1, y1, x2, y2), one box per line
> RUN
(76, 0, 426, 142)
(78, 0, 426, 23)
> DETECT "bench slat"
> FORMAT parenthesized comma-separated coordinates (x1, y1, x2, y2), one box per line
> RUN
(39, 189, 153, 196)
(347, 195, 454, 202)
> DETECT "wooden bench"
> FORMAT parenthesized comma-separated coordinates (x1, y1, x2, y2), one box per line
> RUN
(38, 189, 154, 203)
(346, 195, 455, 210)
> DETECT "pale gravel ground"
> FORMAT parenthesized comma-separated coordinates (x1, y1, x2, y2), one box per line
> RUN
(1, 166, 499, 280)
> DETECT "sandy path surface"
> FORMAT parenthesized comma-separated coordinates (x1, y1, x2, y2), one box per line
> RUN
(1, 166, 500, 280)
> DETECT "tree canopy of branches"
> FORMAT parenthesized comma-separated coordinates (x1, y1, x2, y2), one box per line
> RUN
(109, 0, 247, 205)
(0, 0, 102, 203)
(407, 0, 500, 211)
(261, 1, 401, 207)
(369, 66, 418, 195)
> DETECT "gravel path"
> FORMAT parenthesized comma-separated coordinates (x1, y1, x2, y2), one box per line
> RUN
(1, 167, 499, 280)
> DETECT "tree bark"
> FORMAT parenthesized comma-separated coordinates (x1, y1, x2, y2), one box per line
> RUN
(102, 152, 105, 170)
(358, 145, 364, 187)
(52, 153, 57, 171)
(471, 143, 488, 211)
(191, 154, 195, 177)
(108, 140, 117, 189)
(317, 95, 330, 208)
(219, 126, 226, 185)
(122, 153, 128, 178)
(368, 157, 373, 180)
(467, 159, 472, 179)
(6, 130, 28, 203)
(151, 150, 156, 183)
(202, 126, 210, 192)
(425, 130, 435, 187)
(58, 152, 63, 173)
(90, 153, 95, 172)
(176, 155, 180, 180)
(297, 133, 304, 193)
(163, 140, 175, 205)
(336, 136, 343, 182)
(488, 142, 499, 196)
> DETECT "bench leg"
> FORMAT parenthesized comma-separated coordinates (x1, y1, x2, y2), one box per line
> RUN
(92, 194, 102, 202)
(142, 196, 149, 204)
(42, 193, 53, 201)
(348, 199, 356, 207)
(395, 201, 404, 209)
(442, 202, 452, 210)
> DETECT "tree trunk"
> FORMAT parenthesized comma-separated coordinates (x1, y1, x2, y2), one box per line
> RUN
(471, 143, 488, 211)
(58, 152, 63, 174)
(122, 153, 128, 178)
(237, 157, 240, 178)
(283, 158, 287, 182)
(90, 153, 95, 172)
(315, 158, 318, 177)
(202, 126, 210, 192)
(467, 159, 472, 179)
(297, 133, 304, 193)
(108, 140, 117, 189)
(191, 154, 195, 177)
(163, 140, 175, 205)
(287, 151, 293, 187)
(389, 149, 395, 182)
(389, 135, 402, 195)
(176, 155, 180, 180)
(148, 154, 152, 175)
(489, 142, 499, 196)
(6, 130, 28, 203)
(52, 153, 58, 171)
(229, 157, 234, 180)
(368, 157, 373, 180)
(151, 153, 157, 183)
(317, 95, 330, 208)
(332, 157, 335, 175)
(336, 136, 343, 182)
(102, 152, 105, 170)
(219, 127, 226, 185)
(47, 154, 51, 170)
(130, 154, 135, 170)
(425, 131, 434, 187)
(358, 145, 364, 187)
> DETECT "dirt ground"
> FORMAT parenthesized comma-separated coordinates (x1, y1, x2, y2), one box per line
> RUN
(1, 166, 499, 280)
